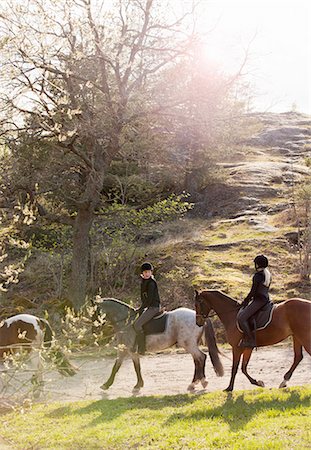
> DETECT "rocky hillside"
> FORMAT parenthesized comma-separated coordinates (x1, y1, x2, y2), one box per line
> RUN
(200, 111, 311, 220)
(155, 112, 311, 309)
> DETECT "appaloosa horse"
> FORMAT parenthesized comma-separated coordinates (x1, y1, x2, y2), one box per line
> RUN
(195, 290, 311, 391)
(95, 298, 224, 392)
(0, 313, 77, 389)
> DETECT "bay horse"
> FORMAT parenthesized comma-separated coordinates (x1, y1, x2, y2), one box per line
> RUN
(194, 290, 311, 391)
(0, 313, 77, 391)
(95, 298, 224, 392)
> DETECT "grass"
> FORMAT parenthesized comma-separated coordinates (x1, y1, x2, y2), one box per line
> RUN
(1, 386, 310, 449)
(153, 213, 307, 303)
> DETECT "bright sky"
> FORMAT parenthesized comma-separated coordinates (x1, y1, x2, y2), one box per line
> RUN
(189, 0, 311, 114)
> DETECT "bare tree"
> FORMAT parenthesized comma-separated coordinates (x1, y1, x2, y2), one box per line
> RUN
(0, 0, 199, 309)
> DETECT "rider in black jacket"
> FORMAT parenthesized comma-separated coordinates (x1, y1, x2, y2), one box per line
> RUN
(239, 255, 272, 348)
(133, 262, 161, 354)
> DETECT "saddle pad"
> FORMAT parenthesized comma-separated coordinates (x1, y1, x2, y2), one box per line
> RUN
(237, 302, 275, 332)
(143, 312, 168, 335)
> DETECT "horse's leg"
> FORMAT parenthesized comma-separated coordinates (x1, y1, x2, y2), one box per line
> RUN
(200, 351, 208, 389)
(30, 350, 44, 398)
(279, 337, 303, 388)
(187, 350, 207, 391)
(241, 349, 265, 388)
(100, 351, 126, 390)
(224, 346, 243, 392)
(131, 353, 144, 391)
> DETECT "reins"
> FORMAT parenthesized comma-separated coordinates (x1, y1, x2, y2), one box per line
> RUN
(196, 296, 241, 321)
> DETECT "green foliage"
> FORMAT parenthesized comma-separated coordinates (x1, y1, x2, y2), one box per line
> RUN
(2, 386, 310, 449)
(29, 225, 73, 253)
(97, 193, 193, 241)
(89, 194, 193, 296)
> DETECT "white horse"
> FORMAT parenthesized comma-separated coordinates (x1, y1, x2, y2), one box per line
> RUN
(95, 298, 224, 392)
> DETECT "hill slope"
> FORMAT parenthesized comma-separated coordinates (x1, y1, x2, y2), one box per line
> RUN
(154, 112, 311, 308)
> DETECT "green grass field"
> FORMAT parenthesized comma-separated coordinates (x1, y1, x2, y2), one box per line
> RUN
(1, 386, 310, 449)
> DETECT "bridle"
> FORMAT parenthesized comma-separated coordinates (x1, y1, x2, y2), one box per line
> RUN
(195, 294, 242, 321)
(197, 310, 218, 320)
(195, 296, 212, 320)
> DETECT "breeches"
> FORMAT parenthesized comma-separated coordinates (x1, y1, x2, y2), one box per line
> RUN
(239, 300, 268, 322)
(133, 307, 160, 333)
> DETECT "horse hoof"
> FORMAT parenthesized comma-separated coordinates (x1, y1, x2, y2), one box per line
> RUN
(201, 379, 208, 389)
(100, 384, 109, 391)
(187, 383, 195, 391)
(132, 387, 141, 393)
(279, 380, 287, 388)
(133, 383, 143, 391)
(224, 387, 233, 392)
(257, 380, 265, 387)
(33, 389, 42, 399)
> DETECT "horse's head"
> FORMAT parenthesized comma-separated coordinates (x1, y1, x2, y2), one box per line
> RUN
(194, 290, 212, 326)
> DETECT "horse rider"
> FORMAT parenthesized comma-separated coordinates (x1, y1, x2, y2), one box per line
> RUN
(239, 254, 272, 348)
(133, 262, 161, 355)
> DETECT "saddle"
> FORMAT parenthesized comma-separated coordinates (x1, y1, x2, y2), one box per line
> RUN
(142, 311, 168, 335)
(237, 302, 275, 332)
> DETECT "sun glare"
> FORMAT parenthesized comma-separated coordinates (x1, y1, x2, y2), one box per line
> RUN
(192, 0, 311, 113)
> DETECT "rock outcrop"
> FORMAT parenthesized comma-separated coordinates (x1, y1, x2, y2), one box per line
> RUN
(200, 112, 311, 228)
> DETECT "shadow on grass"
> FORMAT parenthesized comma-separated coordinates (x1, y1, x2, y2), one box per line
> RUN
(46, 392, 202, 426)
(165, 388, 311, 431)
(46, 387, 311, 431)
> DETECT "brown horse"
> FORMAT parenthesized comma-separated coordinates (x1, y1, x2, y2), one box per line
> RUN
(194, 290, 311, 391)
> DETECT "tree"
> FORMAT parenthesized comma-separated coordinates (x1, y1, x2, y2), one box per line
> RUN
(0, 0, 200, 309)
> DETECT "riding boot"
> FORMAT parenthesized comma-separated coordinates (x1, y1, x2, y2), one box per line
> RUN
(136, 332, 146, 355)
(239, 320, 256, 348)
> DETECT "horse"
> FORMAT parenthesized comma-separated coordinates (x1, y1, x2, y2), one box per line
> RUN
(95, 298, 224, 392)
(0, 313, 77, 393)
(194, 290, 311, 391)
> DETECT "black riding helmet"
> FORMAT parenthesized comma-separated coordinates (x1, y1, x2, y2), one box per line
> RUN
(254, 254, 269, 268)
(141, 262, 153, 272)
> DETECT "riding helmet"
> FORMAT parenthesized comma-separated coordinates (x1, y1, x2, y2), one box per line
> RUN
(254, 254, 268, 268)
(141, 262, 153, 272)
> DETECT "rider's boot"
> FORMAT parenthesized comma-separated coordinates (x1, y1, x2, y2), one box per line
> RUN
(239, 320, 256, 348)
(136, 332, 146, 355)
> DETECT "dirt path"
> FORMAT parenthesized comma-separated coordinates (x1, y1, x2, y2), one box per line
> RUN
(38, 343, 311, 403)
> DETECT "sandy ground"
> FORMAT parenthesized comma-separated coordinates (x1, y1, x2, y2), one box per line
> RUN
(34, 343, 311, 403)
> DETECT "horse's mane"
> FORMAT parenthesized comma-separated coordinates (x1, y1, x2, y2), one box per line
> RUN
(99, 297, 135, 311)
(202, 290, 240, 306)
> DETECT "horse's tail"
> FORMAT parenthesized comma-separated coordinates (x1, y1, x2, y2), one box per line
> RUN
(39, 318, 54, 348)
(39, 318, 78, 377)
(204, 318, 224, 377)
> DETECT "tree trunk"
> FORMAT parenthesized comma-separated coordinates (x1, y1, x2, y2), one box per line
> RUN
(70, 205, 94, 311)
